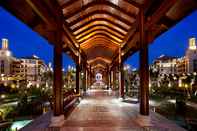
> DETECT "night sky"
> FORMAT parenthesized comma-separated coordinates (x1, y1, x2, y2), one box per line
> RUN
(126, 10, 197, 69)
(0, 7, 197, 69)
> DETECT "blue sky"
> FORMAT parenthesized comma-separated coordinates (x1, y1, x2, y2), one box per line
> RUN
(0, 7, 75, 68)
(0, 6, 197, 69)
(125, 10, 197, 68)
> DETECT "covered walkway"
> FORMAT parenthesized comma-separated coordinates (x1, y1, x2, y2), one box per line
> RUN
(23, 89, 185, 131)
(1, 0, 197, 130)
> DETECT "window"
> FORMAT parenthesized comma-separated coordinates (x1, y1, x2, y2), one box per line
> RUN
(193, 59, 197, 72)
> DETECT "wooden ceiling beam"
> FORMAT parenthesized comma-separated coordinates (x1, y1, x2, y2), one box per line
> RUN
(71, 18, 129, 33)
(61, 0, 78, 9)
(121, 0, 153, 47)
(33, 0, 88, 62)
(145, 0, 177, 29)
(80, 35, 120, 46)
(83, 43, 118, 51)
(74, 24, 126, 37)
(122, 0, 142, 8)
(63, 1, 136, 19)
(73, 23, 127, 36)
(76, 29, 124, 41)
(25, 0, 57, 28)
(88, 57, 111, 65)
(78, 32, 123, 44)
(122, 0, 177, 62)
(67, 11, 133, 27)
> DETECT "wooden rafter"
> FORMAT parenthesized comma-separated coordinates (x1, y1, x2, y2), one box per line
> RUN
(77, 31, 123, 43)
(62, 1, 137, 19)
(76, 27, 124, 40)
(71, 19, 129, 35)
(67, 10, 134, 27)
(81, 40, 119, 51)
(80, 35, 120, 46)
(70, 15, 131, 31)
(73, 21, 127, 36)
(122, 0, 142, 8)
(87, 57, 111, 64)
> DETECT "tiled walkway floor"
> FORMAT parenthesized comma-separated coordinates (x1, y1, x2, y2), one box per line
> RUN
(61, 89, 185, 131)
(22, 89, 185, 131)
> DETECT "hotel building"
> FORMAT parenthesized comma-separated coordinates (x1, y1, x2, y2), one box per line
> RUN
(0, 38, 48, 85)
(151, 37, 197, 75)
(0, 38, 15, 76)
(152, 55, 178, 75)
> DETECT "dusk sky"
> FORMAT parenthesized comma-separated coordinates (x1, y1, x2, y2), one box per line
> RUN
(0, 6, 197, 69)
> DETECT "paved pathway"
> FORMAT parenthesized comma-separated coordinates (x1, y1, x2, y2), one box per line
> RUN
(61, 89, 185, 131)
(22, 89, 185, 131)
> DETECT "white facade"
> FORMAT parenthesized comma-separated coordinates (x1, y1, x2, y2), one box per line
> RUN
(185, 37, 197, 73)
(19, 55, 47, 83)
(0, 38, 15, 76)
(153, 55, 178, 75)
(0, 38, 48, 84)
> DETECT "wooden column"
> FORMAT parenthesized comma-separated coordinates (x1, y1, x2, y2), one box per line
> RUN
(109, 71, 112, 89)
(139, 8, 149, 115)
(76, 63, 80, 94)
(119, 63, 124, 98)
(89, 67, 92, 87)
(82, 68, 87, 92)
(106, 68, 109, 89)
(89, 66, 92, 87)
(120, 63, 124, 98)
(86, 69, 88, 89)
(53, 41, 63, 116)
(113, 69, 116, 89)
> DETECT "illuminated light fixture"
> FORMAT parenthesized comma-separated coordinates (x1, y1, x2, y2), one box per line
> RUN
(6, 51, 11, 57)
(189, 37, 196, 50)
(168, 83, 171, 87)
(1, 94, 6, 99)
(36, 83, 40, 88)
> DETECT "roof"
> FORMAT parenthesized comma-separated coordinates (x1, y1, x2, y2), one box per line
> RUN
(156, 55, 177, 61)
(1, 0, 197, 71)
(20, 55, 40, 60)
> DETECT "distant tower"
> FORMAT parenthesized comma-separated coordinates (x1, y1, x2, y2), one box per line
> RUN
(189, 37, 196, 50)
(185, 37, 197, 73)
(2, 38, 9, 50)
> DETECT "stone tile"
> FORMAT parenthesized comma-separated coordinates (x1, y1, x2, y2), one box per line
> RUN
(22, 89, 186, 131)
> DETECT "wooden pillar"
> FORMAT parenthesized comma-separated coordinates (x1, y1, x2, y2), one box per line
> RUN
(86, 69, 88, 89)
(53, 42, 63, 116)
(109, 71, 112, 88)
(89, 67, 92, 87)
(82, 68, 87, 92)
(113, 69, 116, 89)
(106, 68, 109, 89)
(119, 63, 124, 98)
(76, 64, 80, 94)
(120, 63, 124, 98)
(139, 8, 149, 116)
(118, 46, 124, 98)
